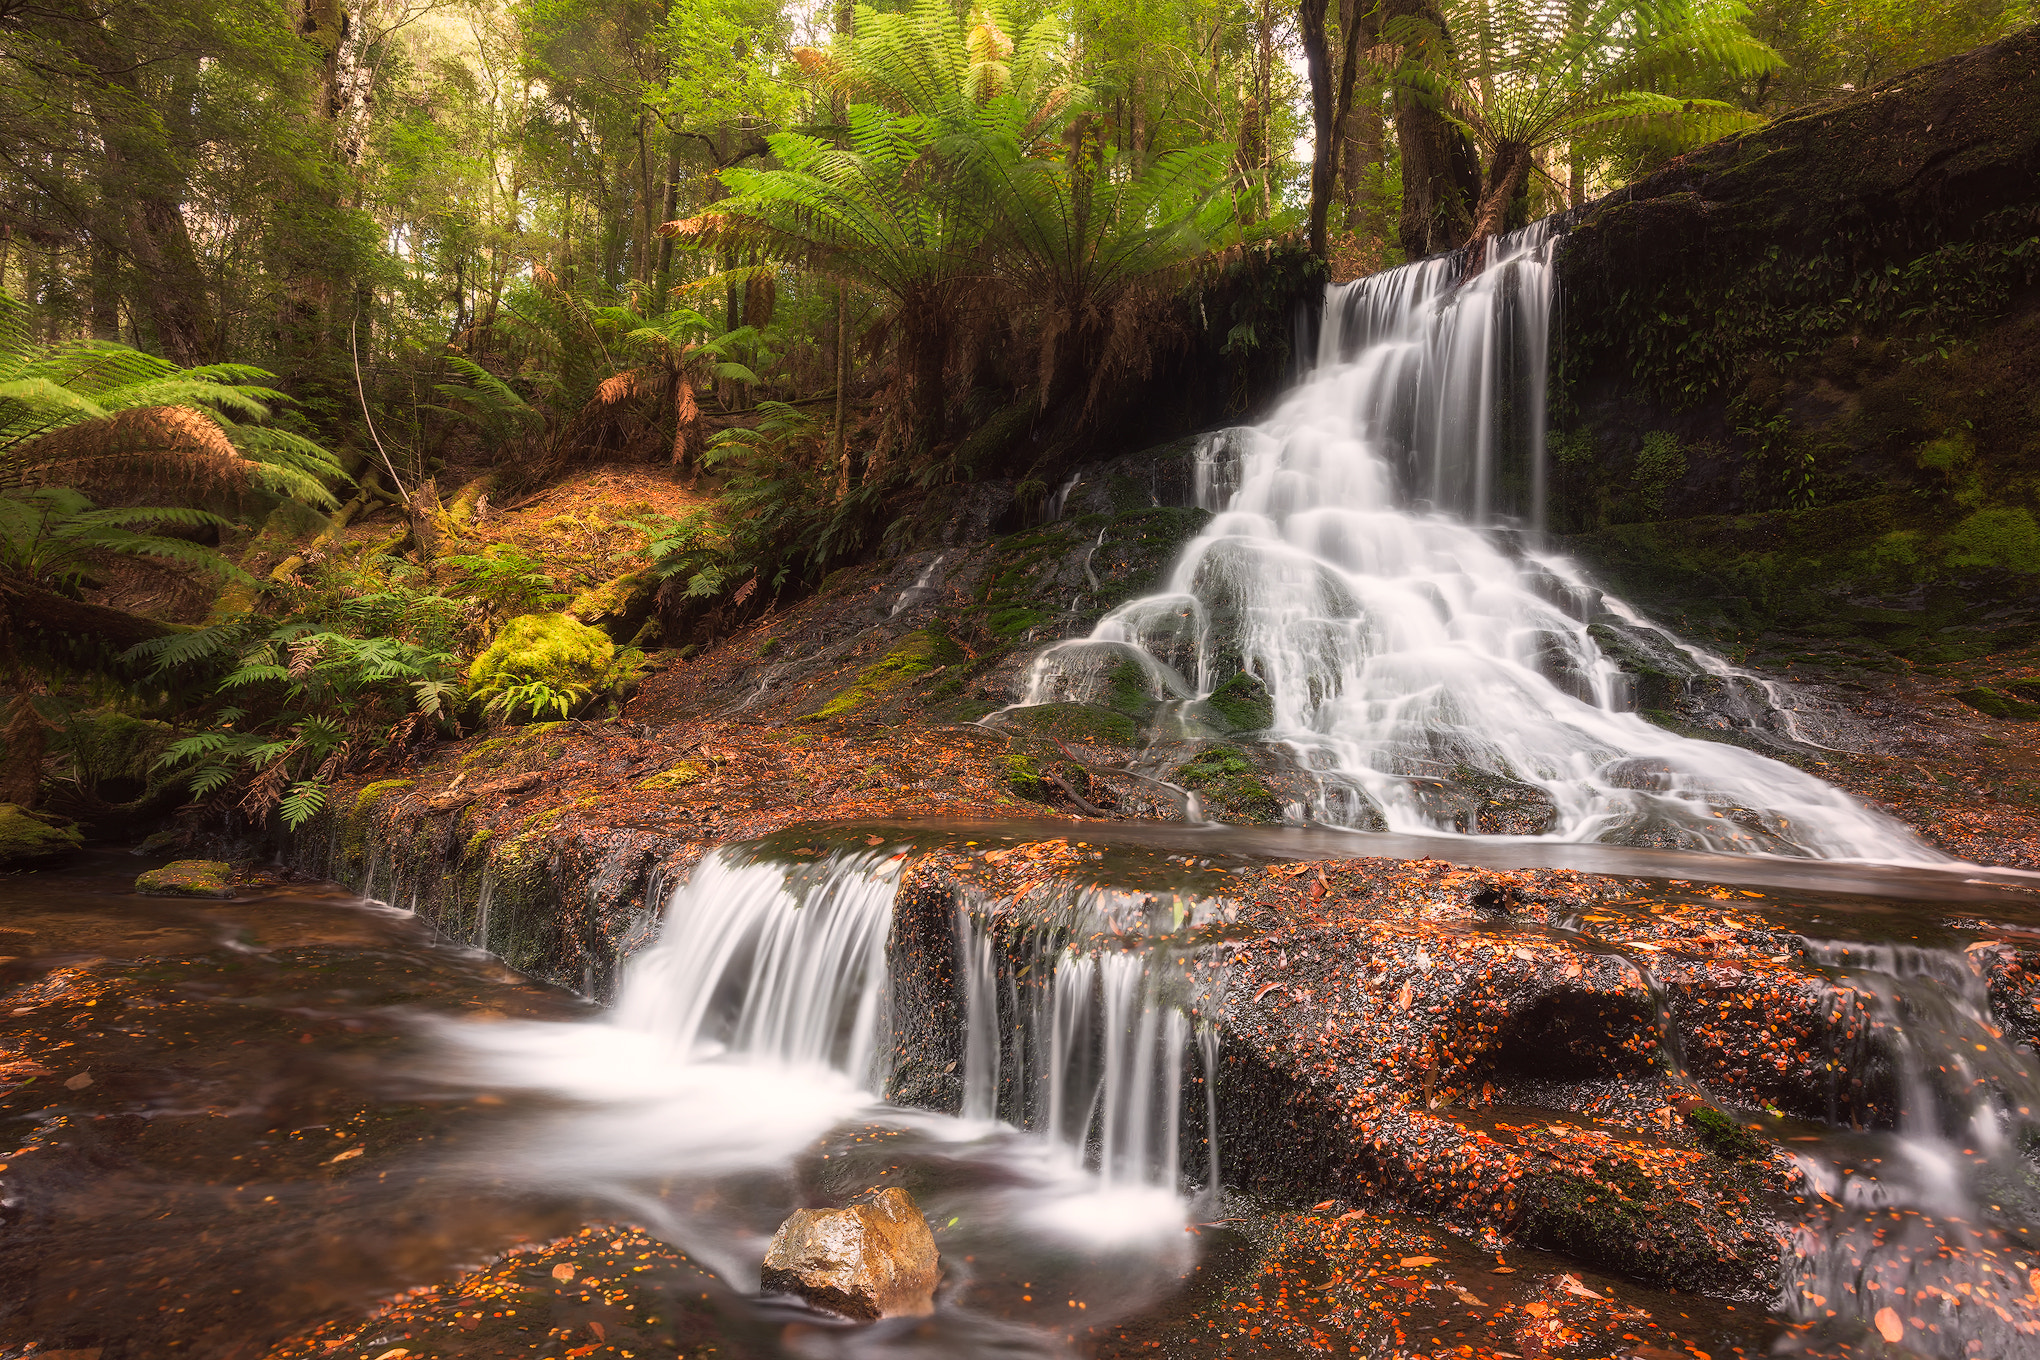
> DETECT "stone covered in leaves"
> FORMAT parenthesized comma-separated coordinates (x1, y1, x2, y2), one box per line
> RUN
(759, 1186, 940, 1319)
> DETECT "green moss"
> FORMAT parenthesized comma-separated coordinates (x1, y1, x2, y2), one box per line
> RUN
(465, 826, 494, 858)
(1204, 672, 1274, 731)
(1943, 507, 2040, 573)
(354, 778, 416, 813)
(638, 761, 706, 790)
(1917, 433, 1971, 472)
(809, 627, 966, 719)
(135, 858, 232, 899)
(0, 804, 82, 868)
(985, 606, 1047, 638)
(1007, 703, 1140, 747)
(466, 613, 620, 718)
(1173, 746, 1281, 822)
(1954, 687, 2040, 721)
(1684, 1105, 1767, 1161)
(1634, 430, 1687, 517)
(1107, 660, 1158, 719)
(1003, 751, 1047, 797)
(52, 711, 178, 807)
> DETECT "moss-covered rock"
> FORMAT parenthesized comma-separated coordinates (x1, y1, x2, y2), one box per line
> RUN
(1005, 702, 1140, 748)
(48, 711, 180, 818)
(135, 859, 233, 899)
(1955, 688, 2040, 721)
(809, 628, 965, 720)
(1173, 746, 1282, 823)
(467, 613, 621, 721)
(637, 761, 706, 790)
(0, 804, 82, 868)
(1685, 1105, 1768, 1161)
(1202, 671, 1274, 731)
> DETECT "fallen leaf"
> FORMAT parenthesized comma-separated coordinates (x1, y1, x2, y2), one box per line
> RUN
(373, 1350, 410, 1360)
(865, 835, 883, 845)
(1874, 1307, 1904, 1343)
(552, 1263, 576, 1281)
(63, 1072, 92, 1090)
(1523, 1301, 1550, 1316)
(1490, 1265, 1516, 1274)
(328, 1146, 364, 1163)
(1556, 1274, 1603, 1299)
(1397, 981, 1414, 1009)
(1311, 1200, 1335, 1210)
(1399, 1256, 1440, 1267)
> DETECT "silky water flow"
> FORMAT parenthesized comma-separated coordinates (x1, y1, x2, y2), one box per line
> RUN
(1016, 221, 1940, 863)
(438, 844, 1214, 1348)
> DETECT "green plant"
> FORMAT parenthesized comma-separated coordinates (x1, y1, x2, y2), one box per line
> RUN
(1391, 0, 1779, 252)
(1634, 430, 1687, 516)
(0, 291, 342, 507)
(0, 487, 247, 593)
(151, 626, 460, 828)
(439, 544, 568, 620)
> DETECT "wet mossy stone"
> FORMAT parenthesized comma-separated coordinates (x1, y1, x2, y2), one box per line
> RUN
(1204, 672, 1274, 731)
(809, 628, 965, 720)
(1685, 1105, 1767, 1161)
(1173, 746, 1282, 823)
(1006, 703, 1140, 748)
(0, 805, 82, 869)
(1955, 687, 2040, 721)
(466, 613, 620, 716)
(135, 859, 233, 899)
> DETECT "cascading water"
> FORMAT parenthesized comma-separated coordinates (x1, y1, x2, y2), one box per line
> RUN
(1016, 222, 1938, 862)
(437, 841, 1206, 1338)
(1776, 939, 2040, 1356)
(956, 886, 1223, 1209)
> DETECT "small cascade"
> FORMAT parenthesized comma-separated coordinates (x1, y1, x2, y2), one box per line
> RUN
(1777, 939, 2040, 1357)
(1014, 221, 1937, 863)
(956, 886, 1224, 1199)
(890, 552, 948, 616)
(613, 847, 898, 1082)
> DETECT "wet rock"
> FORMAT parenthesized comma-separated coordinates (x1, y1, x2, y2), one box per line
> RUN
(136, 859, 234, 899)
(0, 803, 82, 868)
(759, 1187, 939, 1320)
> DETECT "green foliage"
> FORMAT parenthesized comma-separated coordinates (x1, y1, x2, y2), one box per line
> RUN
(1942, 507, 2040, 574)
(1634, 431, 1688, 517)
(0, 488, 246, 594)
(151, 625, 459, 829)
(1172, 744, 1281, 821)
(440, 544, 569, 620)
(1683, 1104, 1767, 1160)
(464, 612, 624, 724)
(1204, 671, 1274, 731)
(0, 294, 343, 508)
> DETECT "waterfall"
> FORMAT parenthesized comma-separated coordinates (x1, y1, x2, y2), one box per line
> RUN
(956, 888, 1222, 1202)
(1017, 222, 1937, 863)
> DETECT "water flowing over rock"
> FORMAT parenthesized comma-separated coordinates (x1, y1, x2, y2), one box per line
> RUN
(760, 1187, 940, 1320)
(1015, 222, 1939, 862)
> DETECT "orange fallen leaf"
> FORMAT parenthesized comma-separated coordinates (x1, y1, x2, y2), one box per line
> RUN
(1399, 1256, 1439, 1267)
(552, 1263, 576, 1281)
(1523, 1301, 1550, 1316)
(1311, 1200, 1335, 1210)
(328, 1147, 364, 1163)
(1874, 1307, 1904, 1343)
(63, 1073, 92, 1090)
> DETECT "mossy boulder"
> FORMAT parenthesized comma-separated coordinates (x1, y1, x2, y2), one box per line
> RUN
(1173, 746, 1282, 823)
(48, 711, 180, 819)
(1955, 687, 2040, 721)
(1201, 672, 1274, 732)
(136, 859, 233, 899)
(0, 804, 83, 868)
(466, 613, 621, 721)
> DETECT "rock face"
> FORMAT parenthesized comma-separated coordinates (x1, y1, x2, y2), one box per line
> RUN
(759, 1187, 939, 1320)
(135, 859, 234, 899)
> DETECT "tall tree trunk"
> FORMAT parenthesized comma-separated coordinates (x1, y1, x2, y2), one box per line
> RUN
(1300, 0, 1336, 260)
(654, 126, 682, 300)
(1568, 142, 1586, 207)
(1385, 0, 1478, 259)
(1466, 141, 1532, 266)
(834, 283, 854, 492)
(906, 305, 948, 449)
(636, 111, 656, 285)
(89, 226, 119, 341)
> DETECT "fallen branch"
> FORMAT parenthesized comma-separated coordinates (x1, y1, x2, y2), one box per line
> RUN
(424, 770, 541, 814)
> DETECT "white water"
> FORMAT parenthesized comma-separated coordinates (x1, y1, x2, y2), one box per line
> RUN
(1777, 939, 2040, 1356)
(435, 845, 1201, 1338)
(1018, 223, 1938, 863)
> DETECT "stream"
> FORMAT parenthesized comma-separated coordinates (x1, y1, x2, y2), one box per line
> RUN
(4, 833, 2038, 1358)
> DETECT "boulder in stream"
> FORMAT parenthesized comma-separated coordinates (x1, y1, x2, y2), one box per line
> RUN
(0, 803, 82, 868)
(759, 1186, 939, 1320)
(135, 859, 234, 899)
